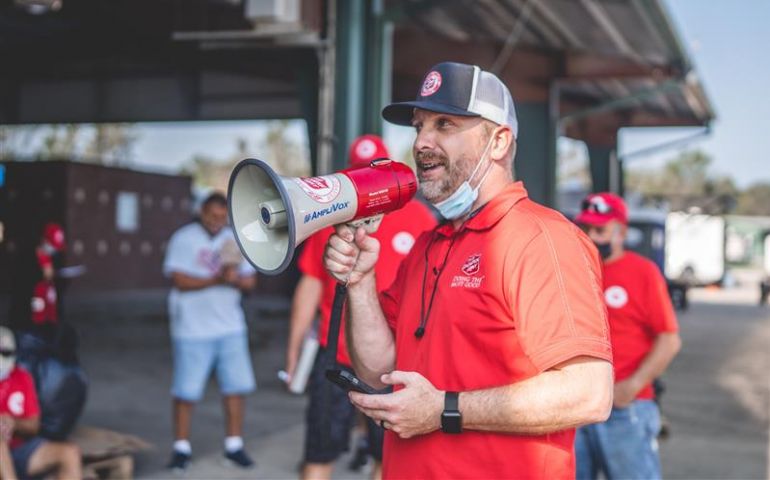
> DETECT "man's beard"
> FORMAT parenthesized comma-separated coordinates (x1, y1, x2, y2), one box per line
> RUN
(416, 150, 475, 203)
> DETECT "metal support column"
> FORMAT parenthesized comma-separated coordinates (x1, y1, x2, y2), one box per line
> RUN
(588, 144, 615, 193)
(364, 0, 393, 136)
(514, 101, 557, 206)
(332, 0, 367, 171)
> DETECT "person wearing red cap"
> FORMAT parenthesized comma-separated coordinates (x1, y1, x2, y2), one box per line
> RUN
(285, 134, 436, 480)
(7, 222, 67, 330)
(30, 223, 66, 326)
(324, 62, 613, 479)
(574, 192, 681, 480)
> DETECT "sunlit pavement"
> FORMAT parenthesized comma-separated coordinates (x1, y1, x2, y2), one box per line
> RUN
(659, 271, 769, 479)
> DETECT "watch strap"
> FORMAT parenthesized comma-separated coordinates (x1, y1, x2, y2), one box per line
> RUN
(445, 391, 459, 412)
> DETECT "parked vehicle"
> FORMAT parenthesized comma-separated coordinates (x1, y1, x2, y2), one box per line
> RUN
(665, 212, 725, 286)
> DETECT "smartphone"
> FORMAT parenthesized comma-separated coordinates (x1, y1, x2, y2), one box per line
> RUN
(325, 369, 379, 394)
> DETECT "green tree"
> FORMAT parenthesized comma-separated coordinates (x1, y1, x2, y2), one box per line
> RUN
(182, 120, 310, 190)
(84, 124, 138, 166)
(40, 124, 81, 160)
(735, 182, 770, 216)
(0, 123, 138, 164)
(261, 120, 310, 177)
(626, 150, 737, 212)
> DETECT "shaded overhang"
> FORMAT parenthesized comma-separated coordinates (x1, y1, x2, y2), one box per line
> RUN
(0, 0, 324, 124)
(387, 0, 715, 144)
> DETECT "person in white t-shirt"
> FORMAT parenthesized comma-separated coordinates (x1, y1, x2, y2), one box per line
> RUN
(163, 192, 257, 472)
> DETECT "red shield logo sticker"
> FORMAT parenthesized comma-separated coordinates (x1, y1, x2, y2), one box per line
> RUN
(301, 177, 329, 190)
(420, 71, 442, 97)
(461, 253, 481, 275)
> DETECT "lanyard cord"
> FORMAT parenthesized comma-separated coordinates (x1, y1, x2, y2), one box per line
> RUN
(415, 232, 459, 339)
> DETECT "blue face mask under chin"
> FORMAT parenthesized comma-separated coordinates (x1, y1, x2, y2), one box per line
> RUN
(434, 136, 495, 220)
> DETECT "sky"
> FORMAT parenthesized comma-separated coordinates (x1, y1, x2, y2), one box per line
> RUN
(618, 0, 770, 186)
(4, 0, 769, 188)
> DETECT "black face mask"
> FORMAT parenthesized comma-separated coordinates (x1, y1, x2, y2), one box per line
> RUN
(594, 241, 612, 260)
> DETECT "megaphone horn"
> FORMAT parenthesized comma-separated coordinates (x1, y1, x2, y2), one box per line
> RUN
(228, 158, 417, 275)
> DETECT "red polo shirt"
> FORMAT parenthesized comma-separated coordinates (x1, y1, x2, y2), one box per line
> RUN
(298, 199, 437, 366)
(0, 367, 40, 449)
(379, 182, 612, 479)
(602, 251, 678, 399)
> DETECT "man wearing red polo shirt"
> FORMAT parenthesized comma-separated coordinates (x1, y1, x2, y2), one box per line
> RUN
(323, 62, 614, 479)
(574, 193, 681, 480)
(286, 134, 436, 480)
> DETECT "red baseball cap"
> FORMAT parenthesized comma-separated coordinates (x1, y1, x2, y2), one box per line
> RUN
(43, 222, 66, 251)
(348, 134, 390, 169)
(575, 192, 628, 226)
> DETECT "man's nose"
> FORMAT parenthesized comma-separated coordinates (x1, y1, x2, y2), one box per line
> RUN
(414, 127, 437, 153)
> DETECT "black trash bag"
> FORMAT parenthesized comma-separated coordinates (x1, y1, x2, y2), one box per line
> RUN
(15, 326, 88, 441)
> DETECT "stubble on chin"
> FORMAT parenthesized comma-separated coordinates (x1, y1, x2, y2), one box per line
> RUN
(418, 153, 475, 203)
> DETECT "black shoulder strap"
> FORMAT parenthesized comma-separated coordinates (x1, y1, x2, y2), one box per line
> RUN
(325, 283, 348, 368)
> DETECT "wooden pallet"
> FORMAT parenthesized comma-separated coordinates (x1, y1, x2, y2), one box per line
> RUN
(70, 426, 152, 480)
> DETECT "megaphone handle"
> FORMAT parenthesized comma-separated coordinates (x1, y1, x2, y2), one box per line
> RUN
(325, 283, 348, 370)
(348, 214, 384, 235)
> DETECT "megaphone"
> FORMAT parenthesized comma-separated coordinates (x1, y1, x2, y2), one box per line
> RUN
(228, 158, 417, 275)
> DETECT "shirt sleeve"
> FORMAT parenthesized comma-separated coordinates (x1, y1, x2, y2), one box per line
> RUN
(645, 262, 679, 334)
(20, 369, 40, 418)
(298, 230, 331, 280)
(507, 225, 613, 372)
(163, 230, 192, 277)
(379, 258, 409, 331)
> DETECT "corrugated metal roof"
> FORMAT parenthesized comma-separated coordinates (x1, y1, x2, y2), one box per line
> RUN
(392, 0, 714, 127)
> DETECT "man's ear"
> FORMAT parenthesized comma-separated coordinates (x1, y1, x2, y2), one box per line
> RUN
(615, 223, 628, 243)
(491, 125, 514, 164)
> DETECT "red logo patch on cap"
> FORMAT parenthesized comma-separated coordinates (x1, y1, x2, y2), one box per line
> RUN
(420, 71, 442, 97)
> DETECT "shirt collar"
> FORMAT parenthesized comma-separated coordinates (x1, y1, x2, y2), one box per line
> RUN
(435, 182, 529, 237)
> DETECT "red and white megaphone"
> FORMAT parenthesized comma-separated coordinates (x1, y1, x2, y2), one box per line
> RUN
(228, 158, 417, 275)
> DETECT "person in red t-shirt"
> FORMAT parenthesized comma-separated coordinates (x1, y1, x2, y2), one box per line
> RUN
(574, 192, 682, 480)
(323, 62, 614, 479)
(285, 134, 437, 480)
(0, 327, 81, 480)
(31, 223, 66, 326)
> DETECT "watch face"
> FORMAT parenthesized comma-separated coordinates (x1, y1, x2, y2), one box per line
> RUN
(441, 411, 462, 434)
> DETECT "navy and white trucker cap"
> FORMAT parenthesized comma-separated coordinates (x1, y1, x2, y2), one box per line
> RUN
(382, 62, 518, 137)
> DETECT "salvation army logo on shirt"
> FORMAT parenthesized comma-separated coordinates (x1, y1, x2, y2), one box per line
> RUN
(294, 176, 342, 203)
(604, 285, 629, 309)
(31, 297, 45, 313)
(8, 391, 25, 416)
(198, 248, 221, 274)
(391, 232, 415, 255)
(355, 139, 377, 160)
(420, 71, 442, 97)
(461, 253, 481, 276)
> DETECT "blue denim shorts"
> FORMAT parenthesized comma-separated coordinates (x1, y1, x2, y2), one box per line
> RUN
(172, 333, 256, 402)
(12, 436, 45, 478)
(575, 399, 662, 480)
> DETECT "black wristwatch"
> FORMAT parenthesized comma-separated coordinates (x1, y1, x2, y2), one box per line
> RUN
(441, 391, 462, 434)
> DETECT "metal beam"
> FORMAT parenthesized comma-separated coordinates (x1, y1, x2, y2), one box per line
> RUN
(580, 0, 640, 61)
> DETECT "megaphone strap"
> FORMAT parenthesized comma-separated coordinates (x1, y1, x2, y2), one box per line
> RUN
(325, 283, 348, 368)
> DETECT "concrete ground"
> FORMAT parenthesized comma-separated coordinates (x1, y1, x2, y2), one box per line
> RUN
(60, 270, 770, 479)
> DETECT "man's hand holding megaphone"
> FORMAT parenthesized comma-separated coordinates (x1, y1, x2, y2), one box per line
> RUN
(324, 225, 381, 286)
